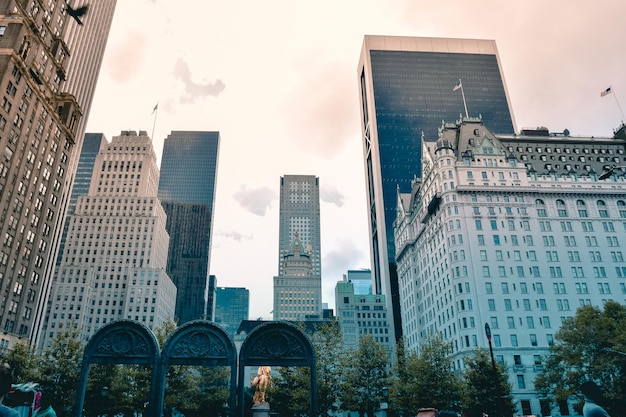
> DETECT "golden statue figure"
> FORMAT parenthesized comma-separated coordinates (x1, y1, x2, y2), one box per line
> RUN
(251, 366, 272, 406)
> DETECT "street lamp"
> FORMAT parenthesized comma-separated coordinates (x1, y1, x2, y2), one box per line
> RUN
(598, 165, 626, 180)
(485, 323, 503, 417)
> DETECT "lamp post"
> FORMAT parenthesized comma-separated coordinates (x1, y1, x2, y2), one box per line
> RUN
(485, 323, 502, 417)
(100, 386, 108, 417)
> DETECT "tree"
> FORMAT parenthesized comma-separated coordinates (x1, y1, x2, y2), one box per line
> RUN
(535, 301, 626, 417)
(389, 335, 462, 413)
(273, 321, 346, 417)
(38, 325, 85, 417)
(461, 349, 515, 417)
(340, 334, 390, 417)
(2, 341, 41, 383)
(389, 334, 462, 414)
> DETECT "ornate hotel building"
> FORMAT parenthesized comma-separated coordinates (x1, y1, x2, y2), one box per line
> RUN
(394, 117, 626, 416)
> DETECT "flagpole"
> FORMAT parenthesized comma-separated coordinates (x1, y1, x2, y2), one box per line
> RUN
(151, 103, 159, 140)
(459, 79, 469, 118)
(612, 87, 625, 123)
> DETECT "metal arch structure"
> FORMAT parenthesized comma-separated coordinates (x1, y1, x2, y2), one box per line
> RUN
(74, 320, 161, 417)
(238, 321, 317, 417)
(156, 320, 238, 417)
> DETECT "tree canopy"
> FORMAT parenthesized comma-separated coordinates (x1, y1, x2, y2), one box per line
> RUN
(535, 301, 626, 417)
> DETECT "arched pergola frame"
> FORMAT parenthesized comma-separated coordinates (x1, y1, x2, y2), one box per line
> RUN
(75, 320, 161, 417)
(238, 321, 317, 417)
(156, 320, 238, 417)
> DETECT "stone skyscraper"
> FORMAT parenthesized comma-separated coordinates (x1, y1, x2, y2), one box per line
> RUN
(0, 1, 116, 349)
(56, 133, 108, 267)
(158, 131, 220, 323)
(357, 35, 516, 340)
(273, 175, 322, 320)
(41, 131, 176, 347)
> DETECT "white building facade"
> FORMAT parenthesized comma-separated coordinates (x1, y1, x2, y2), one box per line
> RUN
(40, 131, 176, 347)
(335, 270, 393, 352)
(394, 118, 626, 417)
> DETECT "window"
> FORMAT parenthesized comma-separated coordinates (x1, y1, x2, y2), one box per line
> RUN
(536, 199, 547, 217)
(556, 199, 567, 217)
(511, 334, 518, 346)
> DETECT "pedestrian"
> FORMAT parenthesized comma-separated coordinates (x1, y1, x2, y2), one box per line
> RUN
(32, 392, 56, 417)
(0, 364, 19, 417)
(580, 380, 611, 417)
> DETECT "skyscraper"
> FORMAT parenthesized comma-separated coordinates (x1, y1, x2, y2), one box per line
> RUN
(214, 287, 249, 339)
(56, 133, 108, 266)
(41, 131, 176, 347)
(274, 232, 322, 320)
(274, 175, 322, 320)
(158, 131, 220, 323)
(0, 1, 116, 350)
(278, 175, 321, 276)
(357, 35, 516, 339)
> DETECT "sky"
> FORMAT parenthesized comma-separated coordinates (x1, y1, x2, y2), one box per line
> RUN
(84, 0, 626, 320)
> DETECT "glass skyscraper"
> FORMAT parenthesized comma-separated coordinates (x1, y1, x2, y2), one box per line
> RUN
(357, 35, 516, 339)
(214, 287, 249, 339)
(158, 131, 220, 323)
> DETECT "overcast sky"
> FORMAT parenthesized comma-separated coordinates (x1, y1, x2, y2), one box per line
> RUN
(85, 0, 626, 320)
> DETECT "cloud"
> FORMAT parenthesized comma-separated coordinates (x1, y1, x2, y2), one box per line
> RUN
(173, 57, 226, 104)
(320, 183, 345, 207)
(284, 63, 359, 158)
(217, 230, 253, 242)
(233, 185, 277, 216)
(322, 238, 366, 279)
(105, 31, 147, 83)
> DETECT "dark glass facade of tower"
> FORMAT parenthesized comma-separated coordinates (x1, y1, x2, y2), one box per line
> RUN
(214, 287, 249, 339)
(358, 36, 515, 341)
(158, 131, 220, 323)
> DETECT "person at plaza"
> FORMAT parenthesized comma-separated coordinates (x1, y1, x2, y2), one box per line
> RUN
(0, 364, 19, 417)
(32, 392, 56, 417)
(581, 380, 611, 417)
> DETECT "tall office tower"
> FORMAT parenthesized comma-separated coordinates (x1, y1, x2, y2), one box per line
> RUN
(274, 233, 322, 320)
(214, 286, 249, 339)
(0, 1, 113, 349)
(40, 131, 176, 348)
(56, 133, 108, 266)
(335, 270, 393, 352)
(278, 175, 321, 276)
(158, 131, 220, 323)
(42, 2, 117, 344)
(394, 117, 626, 416)
(357, 35, 516, 340)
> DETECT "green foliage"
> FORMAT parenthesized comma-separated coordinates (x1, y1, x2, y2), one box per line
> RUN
(389, 334, 461, 414)
(2, 342, 41, 383)
(461, 349, 515, 417)
(340, 334, 390, 417)
(273, 321, 346, 417)
(38, 326, 85, 417)
(535, 301, 626, 417)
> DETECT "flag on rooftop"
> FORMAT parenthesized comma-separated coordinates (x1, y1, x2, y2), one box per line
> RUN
(152, 103, 159, 114)
(453, 79, 462, 92)
(601, 87, 612, 97)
